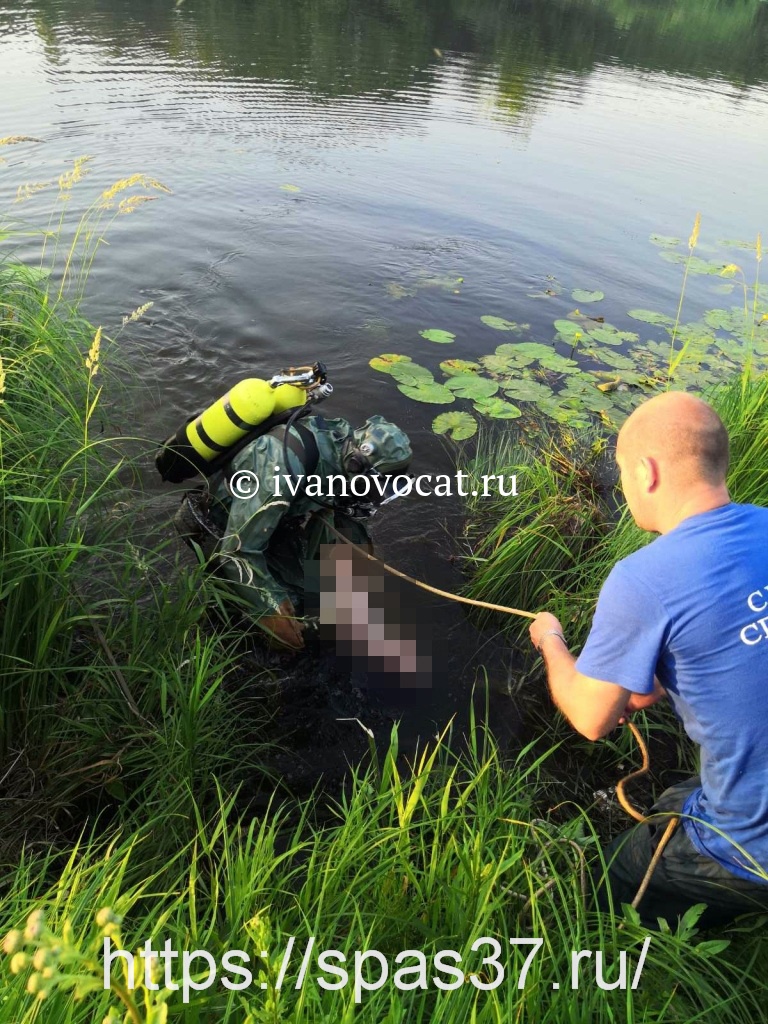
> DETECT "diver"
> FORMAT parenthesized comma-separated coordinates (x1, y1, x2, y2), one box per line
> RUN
(156, 363, 413, 650)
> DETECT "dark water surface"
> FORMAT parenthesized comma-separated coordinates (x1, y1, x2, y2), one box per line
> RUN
(2, 0, 768, 743)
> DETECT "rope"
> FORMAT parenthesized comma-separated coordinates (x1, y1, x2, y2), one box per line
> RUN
(617, 721, 680, 910)
(325, 521, 536, 619)
(326, 521, 673, 910)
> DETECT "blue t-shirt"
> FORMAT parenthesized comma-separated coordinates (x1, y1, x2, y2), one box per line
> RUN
(576, 502, 768, 883)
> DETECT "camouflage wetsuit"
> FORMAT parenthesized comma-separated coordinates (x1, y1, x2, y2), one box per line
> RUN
(206, 415, 374, 618)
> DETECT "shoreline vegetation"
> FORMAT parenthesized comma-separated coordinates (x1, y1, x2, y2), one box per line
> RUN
(1, 185, 767, 1019)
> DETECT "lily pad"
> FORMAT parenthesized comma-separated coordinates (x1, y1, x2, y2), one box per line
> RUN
(420, 328, 456, 344)
(480, 344, 539, 373)
(592, 348, 636, 370)
(386, 282, 415, 300)
(703, 308, 747, 332)
(369, 353, 412, 374)
(440, 358, 481, 377)
(558, 382, 614, 412)
(627, 309, 675, 326)
(588, 326, 639, 347)
(480, 353, 524, 374)
(389, 361, 434, 385)
(445, 375, 499, 400)
(501, 379, 554, 402)
(539, 352, 581, 374)
(397, 381, 455, 404)
(650, 234, 682, 248)
(537, 397, 592, 430)
(591, 368, 649, 387)
(553, 320, 584, 342)
(513, 342, 560, 360)
(480, 315, 519, 331)
(473, 397, 522, 419)
(432, 411, 477, 441)
(660, 253, 731, 276)
(571, 289, 604, 303)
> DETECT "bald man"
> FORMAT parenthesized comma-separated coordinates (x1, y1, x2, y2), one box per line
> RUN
(529, 391, 768, 927)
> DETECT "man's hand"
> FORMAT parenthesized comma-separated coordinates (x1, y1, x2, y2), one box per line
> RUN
(258, 599, 305, 650)
(529, 611, 567, 653)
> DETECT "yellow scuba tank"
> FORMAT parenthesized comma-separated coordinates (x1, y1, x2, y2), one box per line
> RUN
(156, 364, 329, 483)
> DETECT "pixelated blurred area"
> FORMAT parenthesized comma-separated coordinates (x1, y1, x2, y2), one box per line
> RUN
(306, 543, 433, 688)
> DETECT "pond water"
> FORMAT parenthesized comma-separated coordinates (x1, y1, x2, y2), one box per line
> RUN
(2, 0, 768, 747)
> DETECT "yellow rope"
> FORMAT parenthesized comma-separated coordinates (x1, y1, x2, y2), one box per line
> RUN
(325, 521, 536, 619)
(617, 721, 680, 909)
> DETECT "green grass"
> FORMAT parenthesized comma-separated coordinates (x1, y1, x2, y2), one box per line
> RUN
(0, 226, 261, 860)
(2, 722, 766, 1023)
(462, 369, 768, 648)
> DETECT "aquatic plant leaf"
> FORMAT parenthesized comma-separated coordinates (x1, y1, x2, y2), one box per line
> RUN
(571, 289, 604, 303)
(591, 368, 649, 387)
(718, 239, 757, 251)
(501, 379, 554, 402)
(445, 375, 499, 400)
(650, 234, 682, 248)
(414, 273, 464, 292)
(420, 328, 456, 344)
(432, 411, 477, 441)
(473, 397, 522, 419)
(386, 281, 415, 300)
(703, 308, 747, 332)
(480, 315, 519, 331)
(440, 358, 481, 377)
(588, 326, 638, 347)
(480, 354, 521, 374)
(539, 352, 581, 374)
(536, 397, 591, 429)
(480, 344, 539, 372)
(660, 253, 731, 276)
(494, 343, 540, 363)
(553, 320, 583, 341)
(642, 340, 673, 360)
(713, 283, 735, 295)
(280, 184, 301, 192)
(659, 250, 687, 266)
(592, 348, 637, 369)
(713, 337, 744, 358)
(397, 381, 455, 404)
(559, 382, 614, 412)
(513, 342, 560, 360)
(389, 361, 434, 385)
(369, 353, 412, 373)
(627, 309, 675, 326)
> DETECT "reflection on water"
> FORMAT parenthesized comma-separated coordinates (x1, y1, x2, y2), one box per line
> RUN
(1, 0, 767, 733)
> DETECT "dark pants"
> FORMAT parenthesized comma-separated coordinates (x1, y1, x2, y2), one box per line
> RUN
(597, 777, 768, 929)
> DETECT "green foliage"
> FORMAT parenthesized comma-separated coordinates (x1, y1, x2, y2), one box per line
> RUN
(432, 411, 477, 440)
(462, 370, 768, 649)
(0, 213, 260, 857)
(445, 375, 498, 400)
(372, 229, 768, 435)
(419, 328, 456, 344)
(2, 726, 765, 1024)
(480, 315, 519, 331)
(397, 380, 455, 403)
